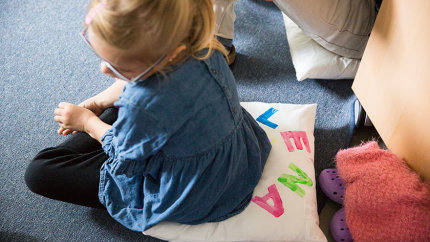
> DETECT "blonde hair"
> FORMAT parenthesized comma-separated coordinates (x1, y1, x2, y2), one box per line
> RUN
(86, 0, 228, 72)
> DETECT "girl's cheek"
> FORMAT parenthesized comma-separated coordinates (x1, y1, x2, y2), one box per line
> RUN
(100, 62, 117, 78)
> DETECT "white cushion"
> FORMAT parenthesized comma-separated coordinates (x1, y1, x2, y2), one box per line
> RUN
(273, 0, 376, 59)
(143, 102, 327, 242)
(283, 14, 361, 81)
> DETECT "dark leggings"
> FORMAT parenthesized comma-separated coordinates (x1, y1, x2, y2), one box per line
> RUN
(24, 108, 118, 209)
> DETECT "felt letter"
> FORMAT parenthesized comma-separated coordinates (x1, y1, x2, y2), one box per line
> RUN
(278, 163, 313, 197)
(280, 131, 311, 153)
(256, 108, 279, 129)
(252, 184, 284, 217)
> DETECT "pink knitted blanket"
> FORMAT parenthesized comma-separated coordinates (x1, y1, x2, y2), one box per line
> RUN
(336, 141, 430, 242)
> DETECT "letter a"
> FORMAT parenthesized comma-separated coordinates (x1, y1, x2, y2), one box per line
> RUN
(252, 184, 284, 217)
(280, 131, 311, 153)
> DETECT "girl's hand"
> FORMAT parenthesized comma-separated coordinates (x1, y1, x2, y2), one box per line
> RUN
(57, 79, 125, 135)
(54, 102, 98, 134)
(57, 98, 106, 135)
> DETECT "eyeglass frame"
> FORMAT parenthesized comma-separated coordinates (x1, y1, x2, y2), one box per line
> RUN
(80, 27, 166, 83)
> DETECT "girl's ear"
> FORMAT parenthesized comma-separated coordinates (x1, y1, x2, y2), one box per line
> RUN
(168, 44, 187, 61)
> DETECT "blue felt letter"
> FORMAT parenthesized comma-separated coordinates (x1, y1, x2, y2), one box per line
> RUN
(256, 108, 278, 129)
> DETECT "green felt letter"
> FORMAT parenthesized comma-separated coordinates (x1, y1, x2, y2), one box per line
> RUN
(277, 163, 313, 197)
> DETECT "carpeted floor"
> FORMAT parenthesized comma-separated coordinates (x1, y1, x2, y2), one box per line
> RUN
(0, 0, 355, 241)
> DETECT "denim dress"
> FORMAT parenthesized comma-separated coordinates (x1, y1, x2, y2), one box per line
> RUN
(99, 50, 272, 231)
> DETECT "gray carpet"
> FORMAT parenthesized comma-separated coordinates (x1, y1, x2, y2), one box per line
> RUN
(0, 0, 355, 241)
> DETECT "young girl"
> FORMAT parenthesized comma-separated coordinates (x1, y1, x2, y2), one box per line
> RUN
(25, 0, 271, 231)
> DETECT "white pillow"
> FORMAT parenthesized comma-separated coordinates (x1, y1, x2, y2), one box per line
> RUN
(143, 102, 327, 242)
(283, 14, 361, 81)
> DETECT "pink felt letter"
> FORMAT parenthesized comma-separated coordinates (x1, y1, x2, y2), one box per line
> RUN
(251, 184, 284, 217)
(280, 131, 311, 153)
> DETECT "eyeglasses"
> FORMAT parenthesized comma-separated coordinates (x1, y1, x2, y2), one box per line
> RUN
(80, 27, 166, 83)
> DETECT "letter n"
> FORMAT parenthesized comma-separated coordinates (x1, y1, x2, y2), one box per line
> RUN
(278, 163, 313, 197)
(251, 184, 284, 217)
(280, 131, 311, 153)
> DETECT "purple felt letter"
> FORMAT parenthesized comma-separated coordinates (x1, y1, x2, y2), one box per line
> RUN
(252, 184, 284, 217)
(280, 131, 311, 153)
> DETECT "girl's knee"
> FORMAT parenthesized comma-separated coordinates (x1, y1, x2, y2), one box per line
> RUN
(24, 156, 48, 195)
(24, 148, 61, 196)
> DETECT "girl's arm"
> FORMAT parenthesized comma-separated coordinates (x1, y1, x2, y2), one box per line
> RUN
(85, 115, 112, 143)
(87, 78, 126, 111)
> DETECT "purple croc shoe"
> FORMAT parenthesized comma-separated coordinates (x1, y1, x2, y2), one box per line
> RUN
(319, 168, 346, 204)
(330, 208, 353, 242)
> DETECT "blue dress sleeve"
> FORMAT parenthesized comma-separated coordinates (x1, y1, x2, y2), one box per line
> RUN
(100, 100, 169, 176)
